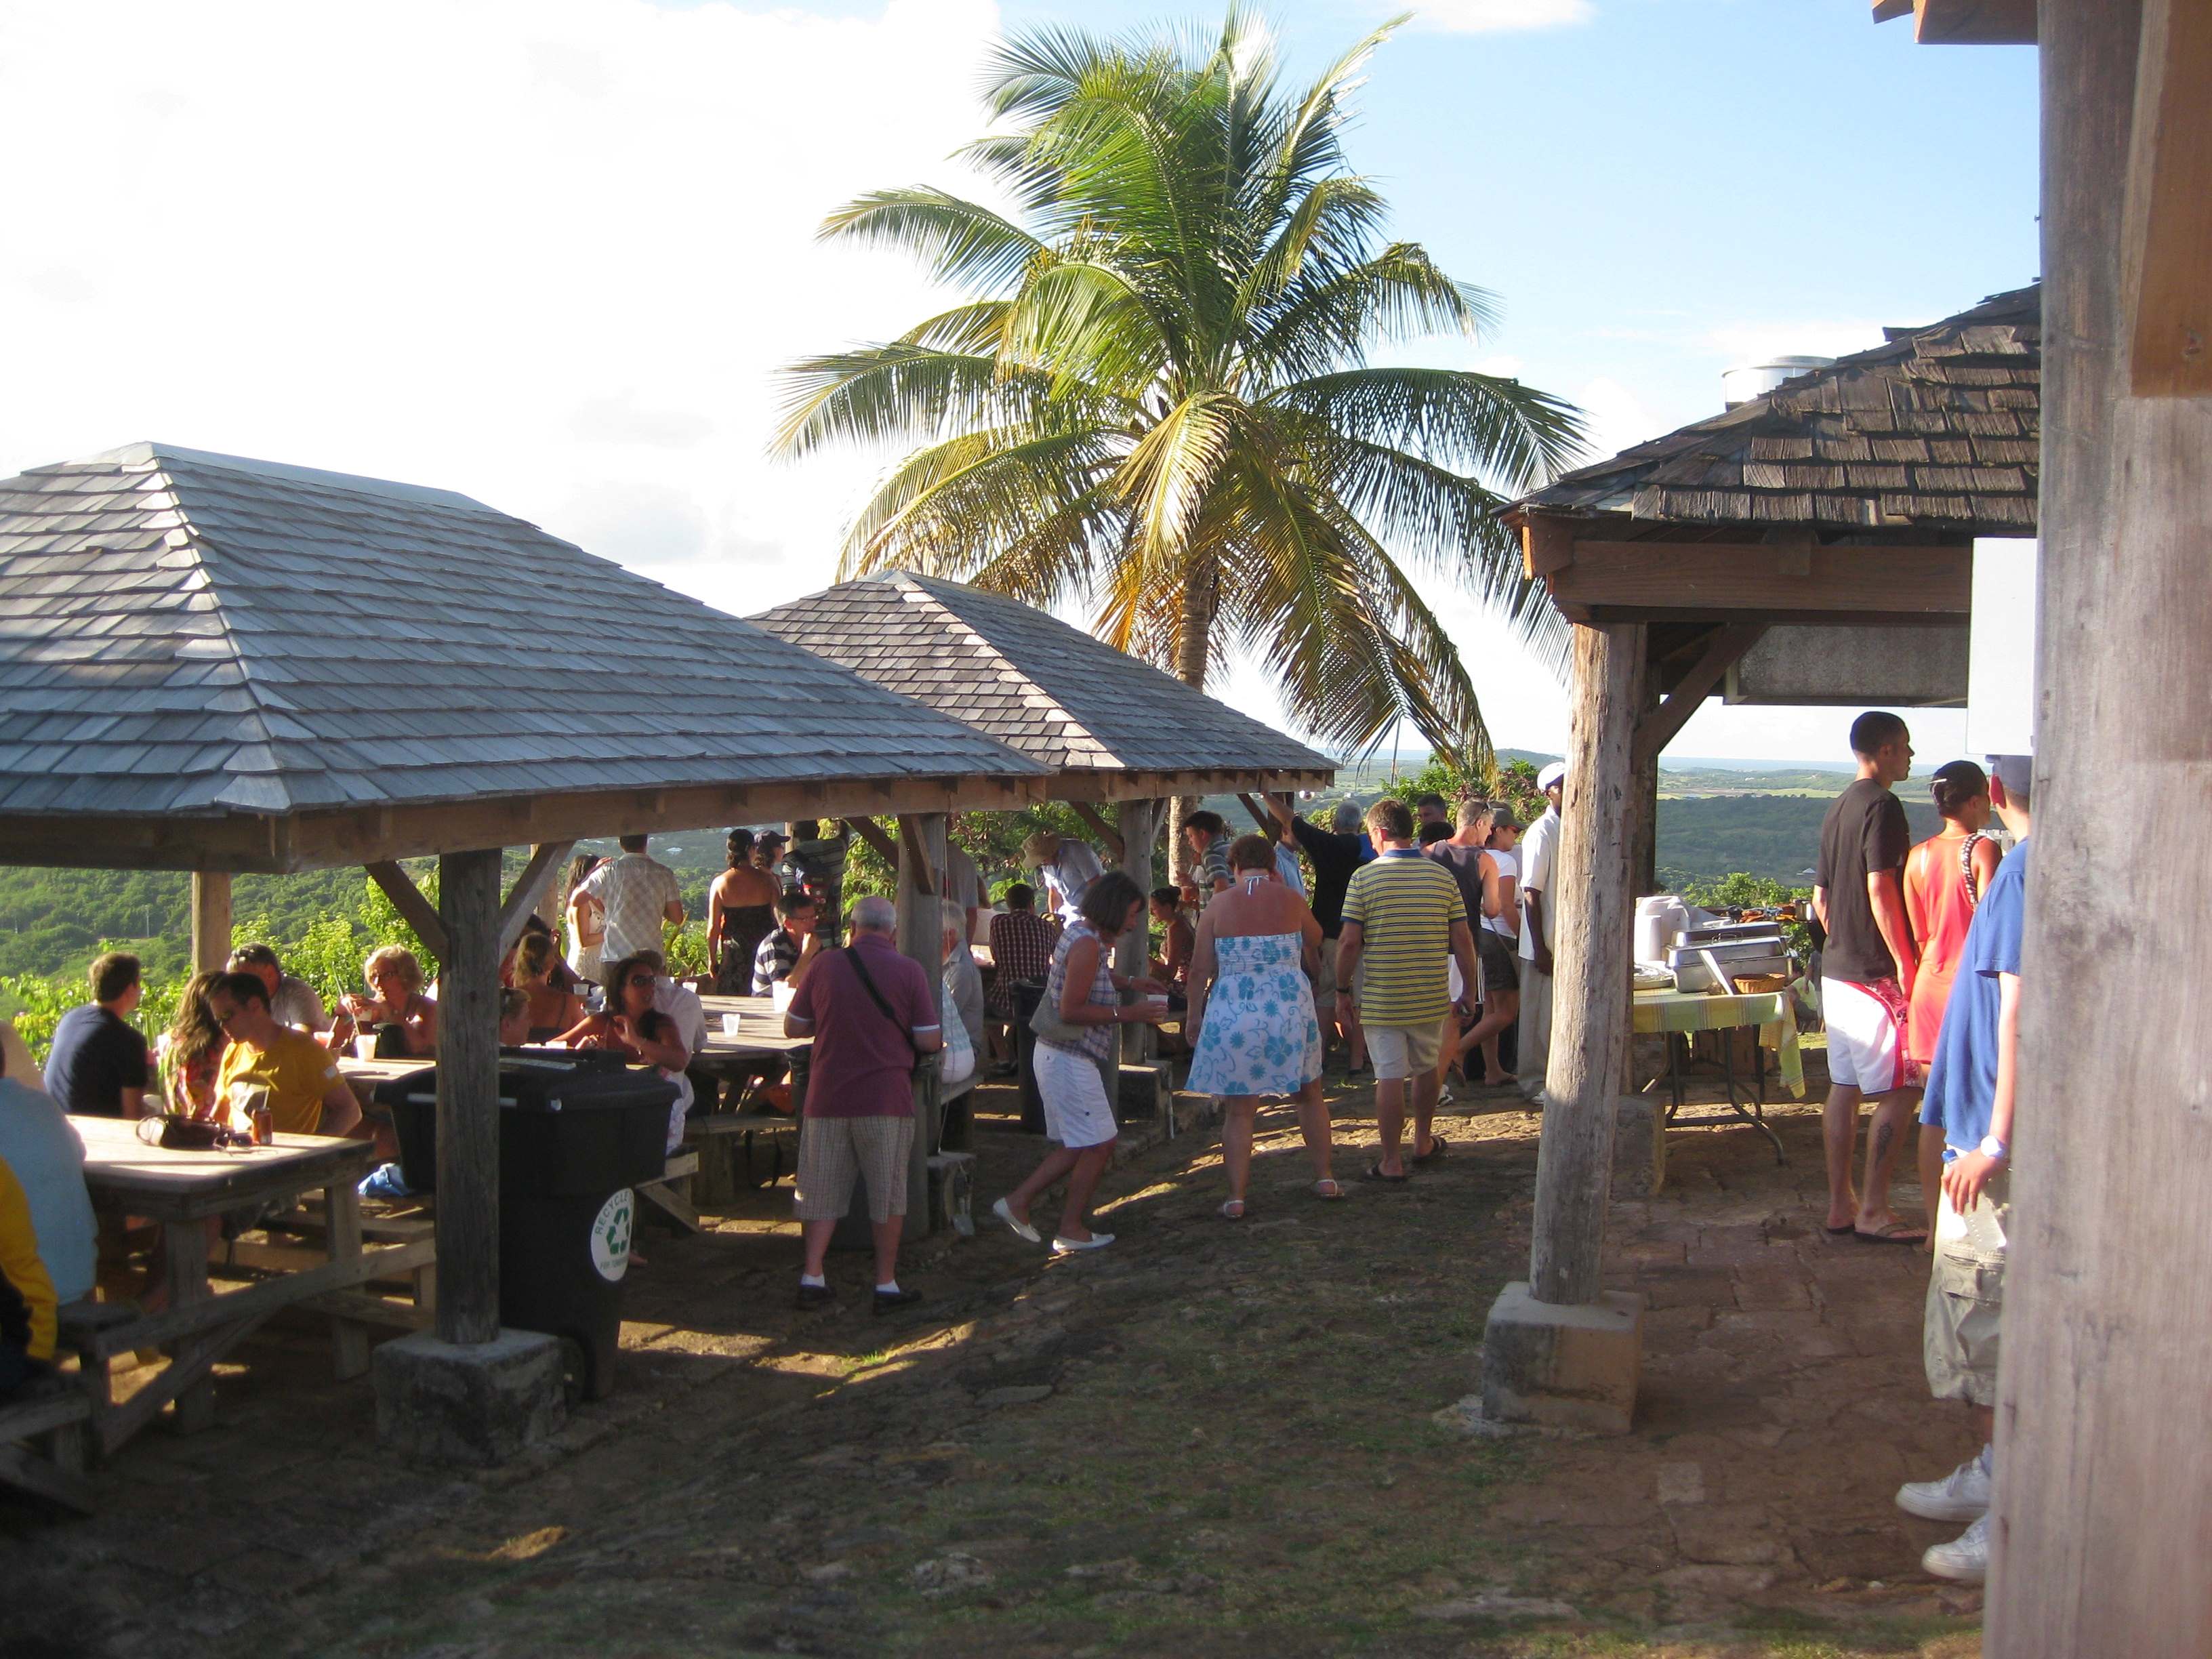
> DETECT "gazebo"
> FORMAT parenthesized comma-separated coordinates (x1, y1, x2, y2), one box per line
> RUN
(1481, 289, 2039, 1433)
(751, 570, 1337, 1048)
(0, 441, 1048, 1459)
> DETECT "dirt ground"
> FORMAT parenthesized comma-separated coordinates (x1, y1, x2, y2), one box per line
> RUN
(3, 1057, 1988, 1659)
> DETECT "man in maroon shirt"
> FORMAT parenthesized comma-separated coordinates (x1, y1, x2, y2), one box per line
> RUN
(784, 894, 943, 1313)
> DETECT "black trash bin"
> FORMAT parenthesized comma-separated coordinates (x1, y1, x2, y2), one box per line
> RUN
(377, 1050, 676, 1401)
(1012, 977, 1048, 1133)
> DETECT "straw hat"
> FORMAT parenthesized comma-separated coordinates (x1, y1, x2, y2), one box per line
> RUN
(1020, 829, 1059, 868)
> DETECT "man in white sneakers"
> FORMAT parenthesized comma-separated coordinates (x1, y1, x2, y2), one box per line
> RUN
(1894, 754, 2031, 1584)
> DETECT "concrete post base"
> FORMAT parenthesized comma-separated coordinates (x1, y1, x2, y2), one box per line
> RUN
(373, 1328, 566, 1467)
(1479, 1282, 1643, 1435)
(1614, 1097, 1666, 1197)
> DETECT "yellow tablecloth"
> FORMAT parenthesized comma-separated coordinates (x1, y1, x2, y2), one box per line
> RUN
(1633, 987, 1804, 1098)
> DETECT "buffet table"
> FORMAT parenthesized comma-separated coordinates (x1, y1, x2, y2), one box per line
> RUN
(1633, 985, 1804, 1162)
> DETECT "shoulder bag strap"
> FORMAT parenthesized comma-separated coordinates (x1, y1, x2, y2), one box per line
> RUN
(842, 945, 918, 1059)
(1959, 832, 1988, 908)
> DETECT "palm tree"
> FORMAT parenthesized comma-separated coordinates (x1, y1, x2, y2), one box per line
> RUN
(774, 6, 1583, 776)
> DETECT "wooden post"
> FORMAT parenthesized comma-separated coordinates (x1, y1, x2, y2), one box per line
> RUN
(895, 813, 947, 1229)
(432, 848, 502, 1347)
(1114, 798, 1160, 1063)
(1626, 657, 1662, 907)
(1992, 5, 2212, 1652)
(1528, 622, 1645, 1305)
(190, 872, 231, 972)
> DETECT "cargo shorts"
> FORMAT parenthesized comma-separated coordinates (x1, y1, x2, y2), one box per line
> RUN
(1923, 1167, 2008, 1407)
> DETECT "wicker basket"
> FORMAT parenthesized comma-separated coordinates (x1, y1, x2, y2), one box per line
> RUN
(1732, 972, 1790, 996)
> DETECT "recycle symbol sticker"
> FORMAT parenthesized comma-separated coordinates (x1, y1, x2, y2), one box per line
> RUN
(591, 1188, 635, 1282)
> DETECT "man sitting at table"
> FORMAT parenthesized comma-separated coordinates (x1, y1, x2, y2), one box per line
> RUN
(0, 1035, 95, 1319)
(207, 973, 362, 1137)
(753, 888, 823, 997)
(44, 951, 150, 1119)
(226, 943, 327, 1035)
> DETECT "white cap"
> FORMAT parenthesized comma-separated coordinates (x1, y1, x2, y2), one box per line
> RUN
(1537, 760, 1566, 792)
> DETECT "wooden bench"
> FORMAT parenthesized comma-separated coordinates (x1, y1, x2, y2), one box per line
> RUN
(684, 1110, 799, 1206)
(635, 1150, 701, 1234)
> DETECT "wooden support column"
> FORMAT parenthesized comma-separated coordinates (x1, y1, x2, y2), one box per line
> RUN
(432, 848, 502, 1347)
(498, 840, 575, 955)
(189, 872, 232, 972)
(1067, 801, 1124, 861)
(1992, 5, 2212, 1652)
(366, 861, 450, 963)
(1626, 658, 1662, 906)
(842, 816, 898, 865)
(895, 813, 947, 1229)
(1113, 798, 1160, 1063)
(1530, 621, 1646, 1305)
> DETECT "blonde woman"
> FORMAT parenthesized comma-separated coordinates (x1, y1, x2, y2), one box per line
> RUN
(333, 946, 438, 1057)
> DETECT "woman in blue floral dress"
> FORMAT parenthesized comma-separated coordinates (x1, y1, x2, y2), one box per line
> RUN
(1185, 835, 1339, 1216)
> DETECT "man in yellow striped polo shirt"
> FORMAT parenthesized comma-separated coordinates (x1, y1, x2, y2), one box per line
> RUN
(1337, 798, 1484, 1182)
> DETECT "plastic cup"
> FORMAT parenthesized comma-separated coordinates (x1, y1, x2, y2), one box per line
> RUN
(720, 1012, 745, 1036)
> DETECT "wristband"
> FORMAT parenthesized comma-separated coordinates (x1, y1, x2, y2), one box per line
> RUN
(1978, 1134, 2007, 1161)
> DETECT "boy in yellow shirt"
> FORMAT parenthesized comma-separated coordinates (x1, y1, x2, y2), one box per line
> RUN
(206, 972, 362, 1137)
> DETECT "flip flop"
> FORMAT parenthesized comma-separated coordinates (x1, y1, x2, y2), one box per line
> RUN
(1219, 1200, 1246, 1221)
(1854, 1219, 1928, 1246)
(1362, 1162, 1408, 1185)
(1311, 1179, 1345, 1201)
(1822, 1223, 1857, 1236)
(1412, 1134, 1450, 1166)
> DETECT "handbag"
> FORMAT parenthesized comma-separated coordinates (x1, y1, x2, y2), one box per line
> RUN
(1028, 983, 1094, 1046)
(939, 987, 976, 1087)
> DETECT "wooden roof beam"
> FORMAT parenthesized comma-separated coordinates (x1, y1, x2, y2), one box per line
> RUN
(1871, 0, 2035, 45)
(1544, 539, 1971, 619)
(2122, 0, 2212, 396)
(1633, 624, 1768, 771)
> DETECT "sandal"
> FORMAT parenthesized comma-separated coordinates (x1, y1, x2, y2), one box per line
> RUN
(1854, 1218, 1928, 1246)
(1219, 1200, 1246, 1221)
(1412, 1134, 1450, 1166)
(1311, 1179, 1345, 1201)
(1362, 1162, 1408, 1185)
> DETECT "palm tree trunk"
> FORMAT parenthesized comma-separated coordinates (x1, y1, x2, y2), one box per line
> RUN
(1164, 559, 1218, 881)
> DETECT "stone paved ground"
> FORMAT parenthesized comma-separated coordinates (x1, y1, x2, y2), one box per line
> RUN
(3, 1060, 1986, 1658)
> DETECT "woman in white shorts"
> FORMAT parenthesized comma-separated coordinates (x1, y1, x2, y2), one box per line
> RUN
(992, 872, 1168, 1254)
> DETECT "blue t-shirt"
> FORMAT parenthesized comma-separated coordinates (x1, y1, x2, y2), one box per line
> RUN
(1920, 839, 2030, 1156)
(0, 1080, 97, 1305)
(43, 1004, 148, 1118)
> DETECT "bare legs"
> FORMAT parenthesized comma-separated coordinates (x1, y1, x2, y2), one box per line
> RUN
(800, 1214, 905, 1287)
(1456, 990, 1519, 1085)
(1374, 1068, 1439, 1179)
(1917, 1120, 1946, 1243)
(1221, 1084, 1337, 1212)
(1002, 1139, 1118, 1243)
(1823, 1082, 1925, 1234)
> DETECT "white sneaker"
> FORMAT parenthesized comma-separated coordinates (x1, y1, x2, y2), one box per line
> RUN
(1051, 1231, 1115, 1254)
(1896, 1454, 1992, 1522)
(1921, 1512, 1989, 1582)
(991, 1197, 1041, 1244)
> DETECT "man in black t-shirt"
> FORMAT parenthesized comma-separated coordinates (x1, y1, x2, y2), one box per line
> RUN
(1812, 712, 1922, 1243)
(1267, 796, 1368, 1070)
(43, 951, 150, 1120)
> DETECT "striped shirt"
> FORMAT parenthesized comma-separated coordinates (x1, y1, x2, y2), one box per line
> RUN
(1341, 848, 1466, 1026)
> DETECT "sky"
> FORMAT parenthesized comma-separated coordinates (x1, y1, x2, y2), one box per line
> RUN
(0, 0, 2039, 764)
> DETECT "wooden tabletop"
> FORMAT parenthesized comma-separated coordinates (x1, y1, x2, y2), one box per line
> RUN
(697, 994, 813, 1056)
(75, 1115, 375, 1221)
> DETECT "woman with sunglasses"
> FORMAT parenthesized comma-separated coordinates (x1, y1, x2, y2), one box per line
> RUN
(556, 953, 694, 1151)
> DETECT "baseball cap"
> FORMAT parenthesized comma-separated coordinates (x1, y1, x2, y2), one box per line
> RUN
(1537, 760, 1566, 791)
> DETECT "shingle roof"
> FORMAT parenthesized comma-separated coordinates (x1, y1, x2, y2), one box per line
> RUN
(1517, 285, 2039, 533)
(0, 444, 1043, 821)
(749, 572, 1334, 781)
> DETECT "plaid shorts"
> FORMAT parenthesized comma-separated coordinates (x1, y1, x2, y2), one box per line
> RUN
(794, 1113, 914, 1223)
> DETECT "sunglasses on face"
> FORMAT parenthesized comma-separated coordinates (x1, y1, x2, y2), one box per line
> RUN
(624, 974, 655, 989)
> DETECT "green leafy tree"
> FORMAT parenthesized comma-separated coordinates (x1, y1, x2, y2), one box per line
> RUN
(776, 7, 1582, 776)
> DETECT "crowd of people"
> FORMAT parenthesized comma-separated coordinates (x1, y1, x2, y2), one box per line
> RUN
(1811, 712, 2034, 1586)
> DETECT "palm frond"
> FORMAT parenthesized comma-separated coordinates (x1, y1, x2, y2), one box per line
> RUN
(773, 344, 1029, 457)
(1269, 365, 1586, 489)
(817, 187, 1045, 293)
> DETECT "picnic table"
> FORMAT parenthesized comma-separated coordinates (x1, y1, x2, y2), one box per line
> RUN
(1633, 985, 1805, 1163)
(71, 1116, 426, 1450)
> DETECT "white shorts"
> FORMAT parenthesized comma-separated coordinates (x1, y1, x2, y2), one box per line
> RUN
(1822, 977, 1910, 1094)
(1033, 1043, 1120, 1149)
(1366, 1021, 1444, 1082)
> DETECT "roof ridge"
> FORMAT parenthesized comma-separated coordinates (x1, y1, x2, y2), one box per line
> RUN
(884, 573, 1123, 769)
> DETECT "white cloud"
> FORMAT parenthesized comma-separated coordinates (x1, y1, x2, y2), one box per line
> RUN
(0, 0, 1002, 608)
(1411, 0, 1595, 33)
(1571, 375, 1664, 466)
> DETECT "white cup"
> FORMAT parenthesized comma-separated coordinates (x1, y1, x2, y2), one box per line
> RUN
(720, 1012, 745, 1036)
(353, 1034, 380, 1061)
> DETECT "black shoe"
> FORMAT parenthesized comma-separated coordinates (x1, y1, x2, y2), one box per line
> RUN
(872, 1286, 923, 1316)
(794, 1282, 836, 1311)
